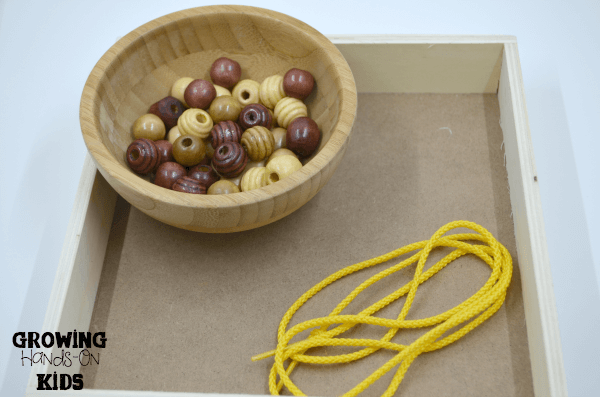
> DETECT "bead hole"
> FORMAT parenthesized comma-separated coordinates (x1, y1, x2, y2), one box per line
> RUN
(171, 104, 179, 113)
(241, 90, 250, 100)
(219, 146, 229, 156)
(196, 114, 206, 123)
(248, 113, 256, 121)
(130, 149, 140, 160)
(269, 172, 279, 183)
(182, 138, 193, 147)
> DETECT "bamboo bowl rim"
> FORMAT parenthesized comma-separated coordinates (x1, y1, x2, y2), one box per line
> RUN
(80, 5, 357, 210)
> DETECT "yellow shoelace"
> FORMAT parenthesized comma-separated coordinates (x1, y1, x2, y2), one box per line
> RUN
(252, 220, 513, 397)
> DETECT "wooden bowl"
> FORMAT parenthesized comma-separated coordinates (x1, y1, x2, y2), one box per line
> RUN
(80, 5, 357, 232)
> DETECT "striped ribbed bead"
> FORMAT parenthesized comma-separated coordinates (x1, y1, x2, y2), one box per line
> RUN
(241, 126, 275, 162)
(274, 97, 308, 128)
(126, 138, 159, 175)
(210, 121, 243, 149)
(241, 166, 267, 192)
(259, 75, 285, 109)
(172, 177, 206, 194)
(177, 108, 213, 139)
(212, 142, 248, 178)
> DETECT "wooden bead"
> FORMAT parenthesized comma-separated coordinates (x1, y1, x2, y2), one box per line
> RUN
(274, 97, 307, 129)
(287, 117, 321, 157)
(271, 127, 287, 150)
(167, 126, 182, 144)
(209, 96, 242, 124)
(154, 140, 174, 166)
(264, 155, 303, 185)
(241, 126, 275, 162)
(267, 148, 297, 164)
(188, 164, 219, 190)
(212, 142, 248, 178)
(184, 79, 217, 109)
(207, 180, 240, 195)
(259, 75, 285, 109)
(211, 121, 242, 149)
(241, 166, 268, 192)
(177, 108, 213, 139)
(149, 96, 185, 130)
(126, 138, 159, 175)
(283, 68, 315, 100)
(170, 77, 194, 107)
(172, 176, 206, 194)
(239, 103, 273, 130)
(232, 79, 261, 107)
(132, 114, 166, 141)
(172, 135, 206, 167)
(214, 85, 231, 97)
(210, 57, 242, 89)
(204, 138, 215, 158)
(154, 162, 186, 189)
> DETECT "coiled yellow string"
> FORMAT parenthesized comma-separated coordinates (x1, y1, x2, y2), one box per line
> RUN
(252, 220, 512, 397)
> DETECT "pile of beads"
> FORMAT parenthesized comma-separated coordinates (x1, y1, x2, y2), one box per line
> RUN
(126, 57, 320, 195)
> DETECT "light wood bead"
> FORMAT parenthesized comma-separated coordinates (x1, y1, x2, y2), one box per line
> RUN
(204, 138, 215, 158)
(264, 154, 302, 185)
(209, 96, 242, 124)
(274, 97, 308, 129)
(171, 77, 194, 107)
(232, 79, 261, 107)
(241, 166, 267, 192)
(207, 179, 240, 195)
(167, 126, 182, 144)
(241, 126, 275, 162)
(132, 113, 166, 141)
(214, 85, 231, 97)
(267, 148, 297, 165)
(259, 75, 285, 109)
(177, 108, 213, 139)
(271, 127, 287, 150)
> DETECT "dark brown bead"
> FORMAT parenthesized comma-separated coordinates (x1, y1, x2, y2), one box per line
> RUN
(210, 57, 242, 89)
(239, 103, 273, 130)
(188, 164, 220, 189)
(283, 68, 315, 100)
(172, 135, 206, 167)
(149, 96, 184, 130)
(172, 176, 206, 194)
(184, 79, 217, 110)
(126, 138, 159, 175)
(154, 162, 186, 189)
(286, 117, 321, 157)
(154, 140, 173, 166)
(210, 121, 243, 149)
(212, 142, 248, 178)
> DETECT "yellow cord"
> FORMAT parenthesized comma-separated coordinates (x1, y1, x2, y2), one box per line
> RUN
(252, 220, 512, 397)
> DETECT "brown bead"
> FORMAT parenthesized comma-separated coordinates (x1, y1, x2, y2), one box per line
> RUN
(154, 140, 173, 166)
(283, 68, 315, 100)
(209, 96, 241, 124)
(188, 164, 219, 190)
(132, 114, 166, 141)
(154, 162, 186, 189)
(286, 117, 321, 157)
(172, 176, 206, 194)
(149, 96, 185, 130)
(212, 142, 248, 178)
(207, 180, 240, 195)
(184, 79, 216, 109)
(210, 120, 243, 149)
(126, 138, 159, 175)
(239, 103, 273, 130)
(172, 135, 206, 167)
(210, 57, 242, 89)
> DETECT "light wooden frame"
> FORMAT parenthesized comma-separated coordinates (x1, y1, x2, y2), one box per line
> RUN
(26, 35, 567, 397)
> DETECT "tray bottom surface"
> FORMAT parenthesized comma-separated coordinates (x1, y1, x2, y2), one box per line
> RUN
(82, 93, 533, 396)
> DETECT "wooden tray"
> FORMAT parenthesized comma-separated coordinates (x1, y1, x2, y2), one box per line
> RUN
(26, 36, 567, 397)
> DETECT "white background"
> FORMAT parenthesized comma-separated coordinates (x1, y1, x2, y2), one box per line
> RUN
(1, 0, 599, 396)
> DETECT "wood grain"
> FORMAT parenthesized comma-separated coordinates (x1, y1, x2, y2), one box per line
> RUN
(80, 5, 357, 233)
